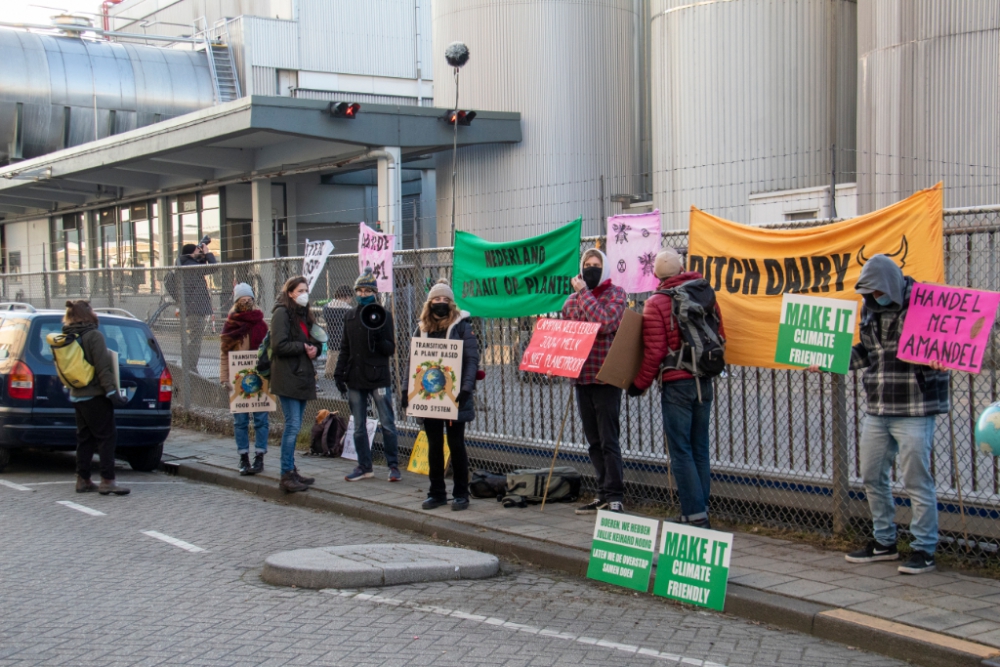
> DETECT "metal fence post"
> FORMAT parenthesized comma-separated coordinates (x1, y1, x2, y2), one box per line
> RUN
(177, 265, 191, 412)
(831, 373, 850, 534)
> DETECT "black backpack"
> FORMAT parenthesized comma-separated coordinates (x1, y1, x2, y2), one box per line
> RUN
(469, 470, 508, 499)
(656, 278, 726, 379)
(310, 412, 348, 457)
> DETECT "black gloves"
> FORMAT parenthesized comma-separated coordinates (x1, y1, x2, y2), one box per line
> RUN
(336, 381, 348, 396)
(109, 392, 129, 408)
(457, 390, 471, 405)
(626, 383, 645, 397)
(400, 393, 409, 411)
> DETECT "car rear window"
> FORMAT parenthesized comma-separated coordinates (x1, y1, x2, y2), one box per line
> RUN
(0, 317, 29, 362)
(33, 319, 156, 366)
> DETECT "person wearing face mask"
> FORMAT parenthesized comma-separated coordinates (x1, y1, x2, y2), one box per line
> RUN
(270, 276, 321, 493)
(561, 247, 628, 514)
(220, 283, 270, 476)
(333, 268, 401, 483)
(402, 280, 480, 511)
(808, 254, 949, 574)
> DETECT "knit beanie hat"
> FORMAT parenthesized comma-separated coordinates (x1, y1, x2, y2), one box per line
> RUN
(233, 283, 254, 301)
(654, 247, 684, 279)
(427, 279, 454, 302)
(354, 267, 378, 292)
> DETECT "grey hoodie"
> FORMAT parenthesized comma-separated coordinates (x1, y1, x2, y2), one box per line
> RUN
(855, 254, 906, 310)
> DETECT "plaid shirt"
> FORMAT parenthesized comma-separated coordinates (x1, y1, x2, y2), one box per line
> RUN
(560, 281, 627, 384)
(850, 277, 950, 417)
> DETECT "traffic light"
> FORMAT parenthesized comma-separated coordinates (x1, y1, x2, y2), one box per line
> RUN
(328, 102, 361, 118)
(442, 109, 476, 126)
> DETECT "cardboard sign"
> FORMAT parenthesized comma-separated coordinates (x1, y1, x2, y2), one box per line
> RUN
(406, 337, 464, 420)
(897, 283, 1000, 373)
(303, 239, 335, 293)
(774, 294, 858, 374)
(227, 350, 277, 413)
(358, 222, 394, 293)
(596, 309, 644, 389)
(342, 416, 379, 461)
(406, 430, 451, 475)
(518, 318, 600, 379)
(585, 510, 658, 592)
(653, 522, 732, 611)
(606, 210, 662, 293)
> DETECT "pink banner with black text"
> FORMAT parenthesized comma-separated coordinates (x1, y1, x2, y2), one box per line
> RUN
(358, 222, 394, 293)
(606, 210, 662, 293)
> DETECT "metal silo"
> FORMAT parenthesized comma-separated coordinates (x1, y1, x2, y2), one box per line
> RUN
(433, 0, 642, 242)
(857, 0, 1000, 213)
(650, 0, 857, 229)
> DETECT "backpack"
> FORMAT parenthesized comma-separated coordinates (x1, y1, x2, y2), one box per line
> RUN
(656, 278, 726, 379)
(164, 271, 179, 302)
(503, 467, 582, 505)
(46, 332, 96, 389)
(310, 412, 348, 457)
(469, 470, 509, 499)
(255, 330, 272, 378)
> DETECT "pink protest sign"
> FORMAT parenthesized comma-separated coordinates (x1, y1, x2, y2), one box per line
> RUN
(897, 282, 1000, 373)
(358, 222, 394, 293)
(606, 209, 662, 293)
(518, 318, 600, 378)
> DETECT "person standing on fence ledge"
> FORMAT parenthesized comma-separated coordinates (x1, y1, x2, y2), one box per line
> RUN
(270, 276, 320, 493)
(220, 283, 270, 476)
(334, 268, 402, 483)
(810, 254, 949, 575)
(176, 238, 218, 375)
(629, 248, 726, 530)
(403, 279, 480, 511)
(562, 247, 627, 515)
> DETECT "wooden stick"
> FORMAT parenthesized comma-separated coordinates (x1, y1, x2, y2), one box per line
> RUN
(541, 391, 576, 512)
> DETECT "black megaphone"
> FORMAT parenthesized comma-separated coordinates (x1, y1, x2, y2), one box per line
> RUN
(360, 302, 387, 330)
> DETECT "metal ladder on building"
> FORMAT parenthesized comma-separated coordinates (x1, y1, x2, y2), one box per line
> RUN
(201, 18, 242, 104)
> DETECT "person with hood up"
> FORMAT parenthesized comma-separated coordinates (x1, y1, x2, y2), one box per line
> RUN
(561, 247, 628, 514)
(220, 283, 270, 476)
(176, 238, 218, 374)
(629, 248, 725, 529)
(809, 254, 949, 574)
(402, 280, 480, 511)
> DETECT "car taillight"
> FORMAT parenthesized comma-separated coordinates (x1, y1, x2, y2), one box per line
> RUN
(8, 361, 33, 400)
(158, 367, 173, 403)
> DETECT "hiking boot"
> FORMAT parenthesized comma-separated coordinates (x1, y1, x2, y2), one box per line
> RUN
(293, 468, 315, 485)
(452, 497, 469, 511)
(249, 453, 264, 475)
(898, 550, 936, 575)
(345, 467, 374, 482)
(238, 453, 251, 476)
(75, 475, 97, 493)
(608, 501, 625, 513)
(388, 467, 402, 482)
(422, 496, 449, 510)
(845, 540, 899, 563)
(575, 499, 609, 515)
(279, 472, 309, 493)
(98, 478, 130, 496)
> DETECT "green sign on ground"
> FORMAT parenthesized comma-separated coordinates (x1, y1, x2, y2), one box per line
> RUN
(653, 522, 732, 611)
(585, 509, 658, 592)
(774, 293, 858, 374)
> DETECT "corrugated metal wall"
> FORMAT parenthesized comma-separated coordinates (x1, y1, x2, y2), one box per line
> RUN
(651, 0, 857, 229)
(433, 0, 642, 242)
(857, 0, 1000, 213)
(244, 16, 298, 70)
(110, 0, 290, 36)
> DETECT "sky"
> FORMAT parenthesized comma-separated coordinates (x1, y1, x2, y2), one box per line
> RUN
(7, 0, 107, 26)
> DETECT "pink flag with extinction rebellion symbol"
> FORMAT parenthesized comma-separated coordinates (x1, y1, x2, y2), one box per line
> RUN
(606, 210, 662, 293)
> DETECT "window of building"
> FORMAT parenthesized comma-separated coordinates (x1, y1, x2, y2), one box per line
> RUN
(98, 207, 118, 268)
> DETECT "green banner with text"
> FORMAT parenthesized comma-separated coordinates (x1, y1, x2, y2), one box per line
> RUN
(586, 510, 658, 592)
(653, 522, 732, 611)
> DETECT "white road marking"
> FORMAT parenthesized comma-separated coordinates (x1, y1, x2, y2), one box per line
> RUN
(141, 530, 206, 553)
(56, 501, 106, 516)
(0, 480, 34, 491)
(323, 589, 729, 667)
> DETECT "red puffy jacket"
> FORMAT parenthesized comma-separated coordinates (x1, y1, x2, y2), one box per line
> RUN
(633, 271, 726, 390)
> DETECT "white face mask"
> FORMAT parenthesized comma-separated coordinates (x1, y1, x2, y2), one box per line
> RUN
(293, 292, 309, 307)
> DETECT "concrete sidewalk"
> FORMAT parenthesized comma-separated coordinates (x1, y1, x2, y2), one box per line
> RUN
(163, 427, 1000, 667)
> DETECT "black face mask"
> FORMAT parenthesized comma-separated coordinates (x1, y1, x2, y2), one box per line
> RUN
(430, 302, 451, 318)
(582, 266, 603, 290)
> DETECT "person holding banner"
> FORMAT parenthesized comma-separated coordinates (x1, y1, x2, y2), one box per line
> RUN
(220, 283, 270, 476)
(402, 280, 480, 511)
(561, 248, 628, 515)
(810, 254, 949, 574)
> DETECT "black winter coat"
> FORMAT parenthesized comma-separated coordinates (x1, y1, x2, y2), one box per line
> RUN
(333, 305, 396, 390)
(269, 305, 318, 401)
(407, 312, 480, 422)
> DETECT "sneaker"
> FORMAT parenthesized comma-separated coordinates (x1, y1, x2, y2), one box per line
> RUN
(575, 499, 609, 515)
(845, 540, 899, 563)
(238, 453, 251, 476)
(249, 453, 264, 475)
(388, 467, 402, 482)
(608, 501, 625, 513)
(422, 496, 449, 510)
(345, 467, 374, 482)
(452, 497, 470, 511)
(898, 550, 936, 575)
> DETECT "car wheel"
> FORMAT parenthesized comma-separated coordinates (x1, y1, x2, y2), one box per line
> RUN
(0, 448, 9, 473)
(125, 442, 163, 472)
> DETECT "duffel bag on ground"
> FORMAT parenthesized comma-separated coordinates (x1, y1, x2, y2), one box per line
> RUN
(504, 466, 582, 504)
(469, 470, 508, 499)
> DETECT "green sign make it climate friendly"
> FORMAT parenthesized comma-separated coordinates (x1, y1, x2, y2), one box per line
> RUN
(586, 509, 659, 592)
(653, 522, 733, 611)
(774, 293, 858, 374)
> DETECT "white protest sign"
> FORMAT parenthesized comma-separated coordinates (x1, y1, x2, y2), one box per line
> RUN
(406, 337, 464, 421)
(227, 351, 277, 413)
(358, 222, 394, 293)
(303, 239, 335, 292)
(342, 416, 379, 461)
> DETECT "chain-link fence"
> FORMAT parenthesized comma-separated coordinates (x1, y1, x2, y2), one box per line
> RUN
(5, 209, 999, 559)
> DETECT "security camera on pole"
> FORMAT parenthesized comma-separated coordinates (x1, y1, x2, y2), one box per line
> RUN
(445, 41, 470, 244)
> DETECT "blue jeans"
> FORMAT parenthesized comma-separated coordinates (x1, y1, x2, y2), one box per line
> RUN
(859, 414, 939, 554)
(233, 411, 269, 454)
(662, 377, 713, 522)
(278, 396, 307, 475)
(348, 387, 399, 472)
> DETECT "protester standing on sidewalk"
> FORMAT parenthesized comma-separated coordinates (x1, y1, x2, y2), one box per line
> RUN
(810, 254, 949, 574)
(333, 269, 402, 482)
(270, 276, 320, 493)
(630, 248, 725, 529)
(561, 248, 627, 515)
(322, 285, 354, 379)
(176, 238, 218, 375)
(59, 300, 130, 496)
(220, 283, 270, 476)
(403, 280, 480, 511)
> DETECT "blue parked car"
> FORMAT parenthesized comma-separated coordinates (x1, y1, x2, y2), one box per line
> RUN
(0, 304, 172, 473)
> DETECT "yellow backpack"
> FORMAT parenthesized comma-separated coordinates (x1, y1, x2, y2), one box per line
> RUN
(46, 332, 96, 389)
